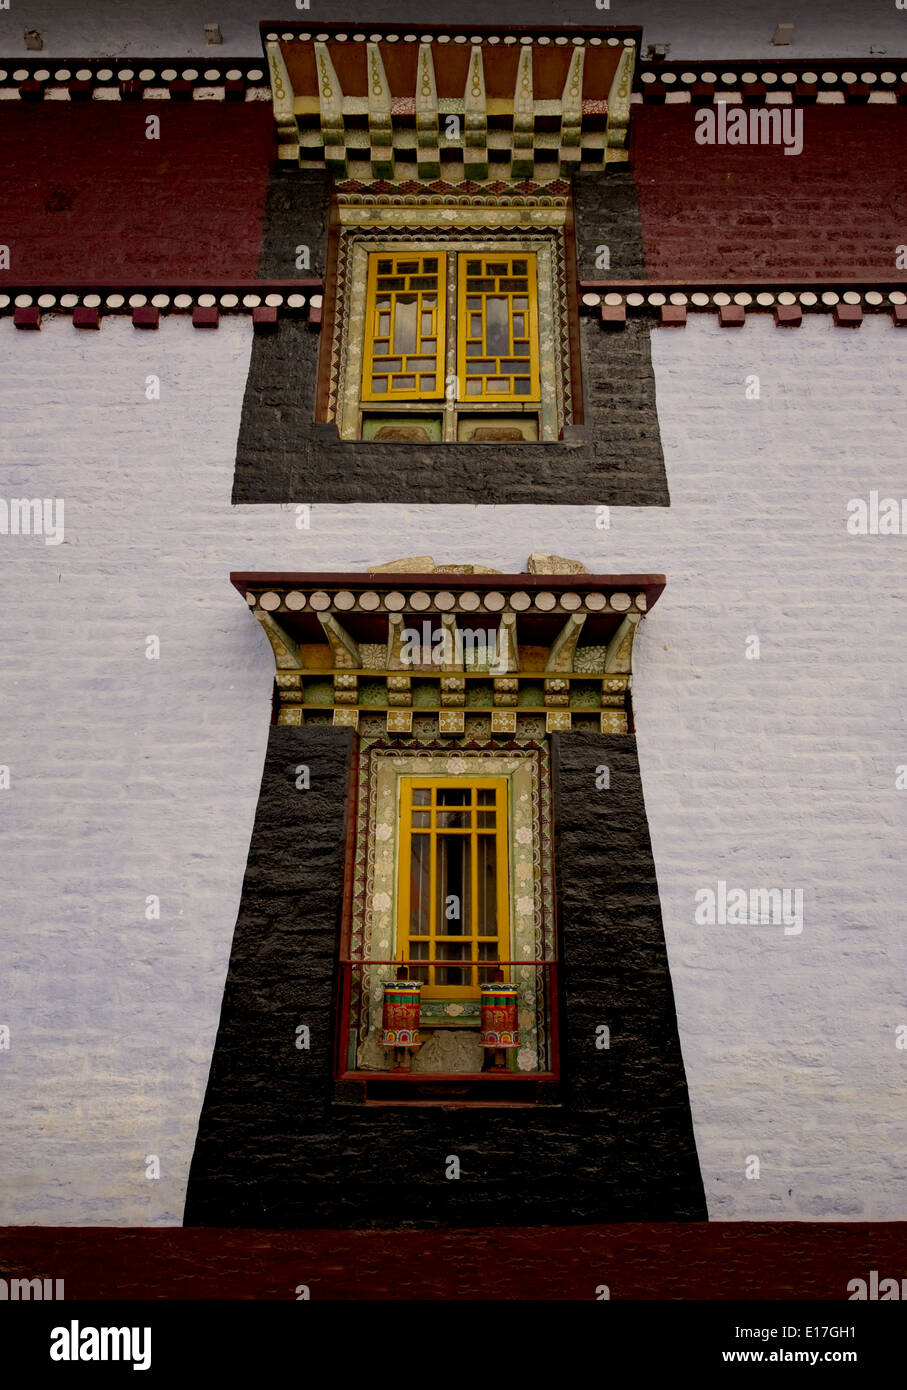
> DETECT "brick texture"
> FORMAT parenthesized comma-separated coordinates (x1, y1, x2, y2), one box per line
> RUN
(632, 105, 907, 281)
(232, 317, 669, 506)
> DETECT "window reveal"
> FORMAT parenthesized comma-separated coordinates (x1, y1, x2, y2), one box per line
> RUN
(397, 777, 509, 999)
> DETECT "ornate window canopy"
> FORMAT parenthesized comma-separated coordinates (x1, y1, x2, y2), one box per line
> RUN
(232, 557, 664, 737)
(260, 20, 638, 177)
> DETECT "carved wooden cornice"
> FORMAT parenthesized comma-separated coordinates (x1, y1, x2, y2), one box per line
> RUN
(260, 22, 638, 176)
(232, 565, 664, 737)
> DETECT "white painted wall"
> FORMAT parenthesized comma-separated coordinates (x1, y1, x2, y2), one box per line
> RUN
(0, 311, 904, 1222)
(0, 0, 902, 61)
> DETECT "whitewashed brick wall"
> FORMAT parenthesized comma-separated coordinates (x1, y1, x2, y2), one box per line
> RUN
(0, 311, 904, 1222)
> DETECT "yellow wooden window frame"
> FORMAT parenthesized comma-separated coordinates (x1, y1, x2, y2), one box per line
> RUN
(396, 777, 510, 999)
(456, 251, 541, 403)
(361, 252, 447, 402)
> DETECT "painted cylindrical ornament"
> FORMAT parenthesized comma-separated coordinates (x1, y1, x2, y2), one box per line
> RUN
(381, 979, 423, 1048)
(479, 982, 519, 1048)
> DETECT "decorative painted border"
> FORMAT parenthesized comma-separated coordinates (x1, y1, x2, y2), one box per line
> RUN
(0, 58, 271, 101)
(635, 59, 907, 105)
(5, 281, 907, 332)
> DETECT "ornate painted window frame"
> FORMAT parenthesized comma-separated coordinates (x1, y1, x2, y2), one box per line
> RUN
(326, 198, 573, 442)
(345, 735, 556, 1077)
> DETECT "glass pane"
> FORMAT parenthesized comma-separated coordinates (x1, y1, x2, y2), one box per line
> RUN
(513, 297, 529, 310)
(477, 812, 496, 828)
(412, 788, 430, 805)
(378, 277, 406, 290)
(423, 257, 438, 272)
(512, 259, 528, 275)
(471, 361, 494, 374)
(422, 295, 437, 308)
(512, 315, 525, 337)
(393, 296, 418, 355)
(409, 276, 437, 290)
(408, 357, 436, 370)
(409, 835, 431, 936)
(378, 315, 391, 336)
(420, 377, 436, 391)
(371, 376, 388, 393)
(485, 298, 510, 356)
(467, 260, 482, 275)
(514, 379, 532, 395)
(436, 835, 471, 937)
(487, 378, 509, 393)
(467, 278, 495, 292)
(476, 836, 498, 936)
(437, 942, 469, 988)
(377, 260, 393, 274)
(466, 296, 481, 310)
(373, 339, 389, 355)
(409, 940, 430, 957)
(477, 789, 495, 805)
(422, 337, 437, 352)
(500, 278, 528, 292)
(412, 811, 430, 828)
(466, 343, 481, 357)
(501, 359, 528, 372)
(392, 376, 416, 390)
(469, 314, 482, 338)
(512, 341, 530, 356)
(437, 812, 468, 828)
(438, 789, 470, 805)
(487, 262, 508, 275)
(382, 358, 402, 372)
(421, 313, 434, 335)
(397, 261, 419, 273)
(466, 379, 481, 394)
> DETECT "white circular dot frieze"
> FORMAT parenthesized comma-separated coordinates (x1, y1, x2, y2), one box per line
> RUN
(259, 591, 281, 611)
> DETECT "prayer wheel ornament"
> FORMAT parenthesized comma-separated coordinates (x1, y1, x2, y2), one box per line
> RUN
(382, 978, 423, 1069)
(480, 981, 519, 1056)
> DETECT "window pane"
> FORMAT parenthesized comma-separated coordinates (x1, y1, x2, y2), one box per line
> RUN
(477, 812, 496, 828)
(420, 377, 436, 391)
(421, 313, 434, 335)
(393, 296, 418, 354)
(500, 278, 528, 292)
(423, 257, 438, 272)
(512, 259, 528, 274)
(397, 261, 419, 273)
(378, 276, 406, 291)
(377, 260, 393, 274)
(436, 835, 471, 936)
(412, 789, 430, 805)
(477, 789, 495, 805)
(511, 315, 525, 336)
(371, 376, 388, 393)
(409, 835, 431, 936)
(412, 811, 430, 828)
(438, 788, 470, 805)
(485, 297, 510, 356)
(392, 376, 416, 390)
(477, 836, 498, 936)
(514, 379, 532, 395)
(467, 260, 482, 275)
(487, 262, 508, 275)
(487, 378, 509, 393)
